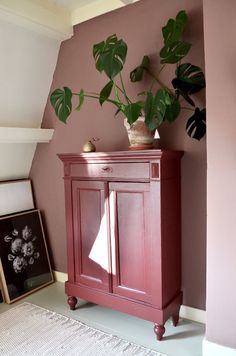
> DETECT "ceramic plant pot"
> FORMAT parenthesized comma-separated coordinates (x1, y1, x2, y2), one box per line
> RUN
(124, 116, 155, 150)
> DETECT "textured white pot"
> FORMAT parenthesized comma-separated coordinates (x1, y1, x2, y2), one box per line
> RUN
(124, 116, 155, 150)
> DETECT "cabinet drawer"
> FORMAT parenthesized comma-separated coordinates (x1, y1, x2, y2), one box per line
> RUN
(70, 162, 150, 179)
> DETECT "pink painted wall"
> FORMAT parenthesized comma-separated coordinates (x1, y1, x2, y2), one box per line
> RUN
(30, 0, 206, 309)
(204, 0, 236, 348)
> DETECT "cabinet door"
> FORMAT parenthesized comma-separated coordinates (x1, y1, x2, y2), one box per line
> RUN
(109, 182, 152, 303)
(72, 181, 110, 291)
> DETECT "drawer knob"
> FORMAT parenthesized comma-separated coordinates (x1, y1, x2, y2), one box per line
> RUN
(102, 166, 113, 173)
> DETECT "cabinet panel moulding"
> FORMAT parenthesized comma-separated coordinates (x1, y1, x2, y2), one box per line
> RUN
(0, 127, 54, 143)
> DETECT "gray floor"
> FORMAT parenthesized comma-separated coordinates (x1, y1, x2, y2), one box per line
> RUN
(0, 282, 205, 356)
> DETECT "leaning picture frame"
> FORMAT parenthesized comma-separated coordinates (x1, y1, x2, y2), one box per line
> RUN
(0, 179, 34, 216)
(0, 209, 53, 303)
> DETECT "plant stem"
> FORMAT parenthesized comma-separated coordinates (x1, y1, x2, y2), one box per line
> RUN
(149, 79, 156, 92)
(86, 91, 101, 96)
(158, 64, 166, 76)
(119, 73, 131, 104)
(115, 84, 131, 103)
(74, 92, 119, 106)
(146, 68, 174, 96)
(181, 106, 195, 111)
(113, 83, 122, 105)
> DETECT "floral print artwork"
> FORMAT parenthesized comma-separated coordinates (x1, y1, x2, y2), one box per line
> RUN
(0, 210, 53, 303)
(4, 225, 40, 273)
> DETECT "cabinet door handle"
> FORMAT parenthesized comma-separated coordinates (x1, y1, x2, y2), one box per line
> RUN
(101, 166, 113, 173)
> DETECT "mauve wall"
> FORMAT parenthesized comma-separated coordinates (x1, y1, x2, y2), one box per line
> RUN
(30, 0, 206, 309)
(204, 0, 236, 348)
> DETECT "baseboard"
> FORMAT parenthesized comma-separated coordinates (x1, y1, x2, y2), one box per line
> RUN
(202, 338, 236, 356)
(180, 305, 206, 324)
(53, 271, 206, 324)
(53, 271, 68, 283)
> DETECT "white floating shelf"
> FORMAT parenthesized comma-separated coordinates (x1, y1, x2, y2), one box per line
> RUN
(0, 127, 54, 143)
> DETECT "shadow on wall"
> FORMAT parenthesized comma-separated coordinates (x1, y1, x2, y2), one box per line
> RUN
(160, 118, 206, 309)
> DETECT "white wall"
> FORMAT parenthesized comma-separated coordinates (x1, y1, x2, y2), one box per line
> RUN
(0, 20, 63, 180)
(0, 20, 60, 128)
(0, 0, 72, 181)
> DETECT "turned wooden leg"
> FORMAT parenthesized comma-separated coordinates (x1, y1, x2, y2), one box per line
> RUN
(172, 305, 181, 326)
(67, 296, 77, 310)
(154, 323, 165, 341)
(172, 313, 179, 327)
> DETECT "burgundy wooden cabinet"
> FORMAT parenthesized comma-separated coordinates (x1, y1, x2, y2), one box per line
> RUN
(58, 150, 183, 341)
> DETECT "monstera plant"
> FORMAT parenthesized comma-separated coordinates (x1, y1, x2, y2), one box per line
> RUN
(50, 10, 206, 141)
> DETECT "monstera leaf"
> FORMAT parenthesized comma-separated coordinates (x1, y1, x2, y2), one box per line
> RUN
(50, 87, 72, 123)
(186, 108, 206, 140)
(172, 63, 206, 95)
(144, 89, 170, 130)
(160, 41, 191, 64)
(162, 10, 188, 46)
(130, 56, 150, 82)
(93, 34, 127, 79)
(123, 103, 142, 125)
(160, 10, 191, 64)
(99, 81, 114, 105)
(75, 89, 85, 111)
(175, 88, 195, 107)
(165, 98, 181, 122)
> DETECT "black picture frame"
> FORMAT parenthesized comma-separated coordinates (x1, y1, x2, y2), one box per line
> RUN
(0, 209, 53, 303)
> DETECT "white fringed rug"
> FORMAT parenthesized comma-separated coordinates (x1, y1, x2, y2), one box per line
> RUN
(0, 303, 166, 356)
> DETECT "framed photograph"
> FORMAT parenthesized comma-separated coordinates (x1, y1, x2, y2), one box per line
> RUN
(0, 209, 53, 303)
(0, 179, 34, 216)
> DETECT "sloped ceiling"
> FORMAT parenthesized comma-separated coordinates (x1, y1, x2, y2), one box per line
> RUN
(0, 0, 140, 181)
(47, 0, 140, 25)
(48, 0, 138, 12)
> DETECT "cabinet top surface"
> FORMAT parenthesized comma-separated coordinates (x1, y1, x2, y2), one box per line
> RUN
(58, 149, 183, 163)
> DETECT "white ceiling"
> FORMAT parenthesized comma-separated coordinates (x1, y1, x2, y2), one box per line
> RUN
(49, 0, 98, 11)
(47, 0, 137, 12)
(46, 0, 140, 26)
(0, 0, 141, 40)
